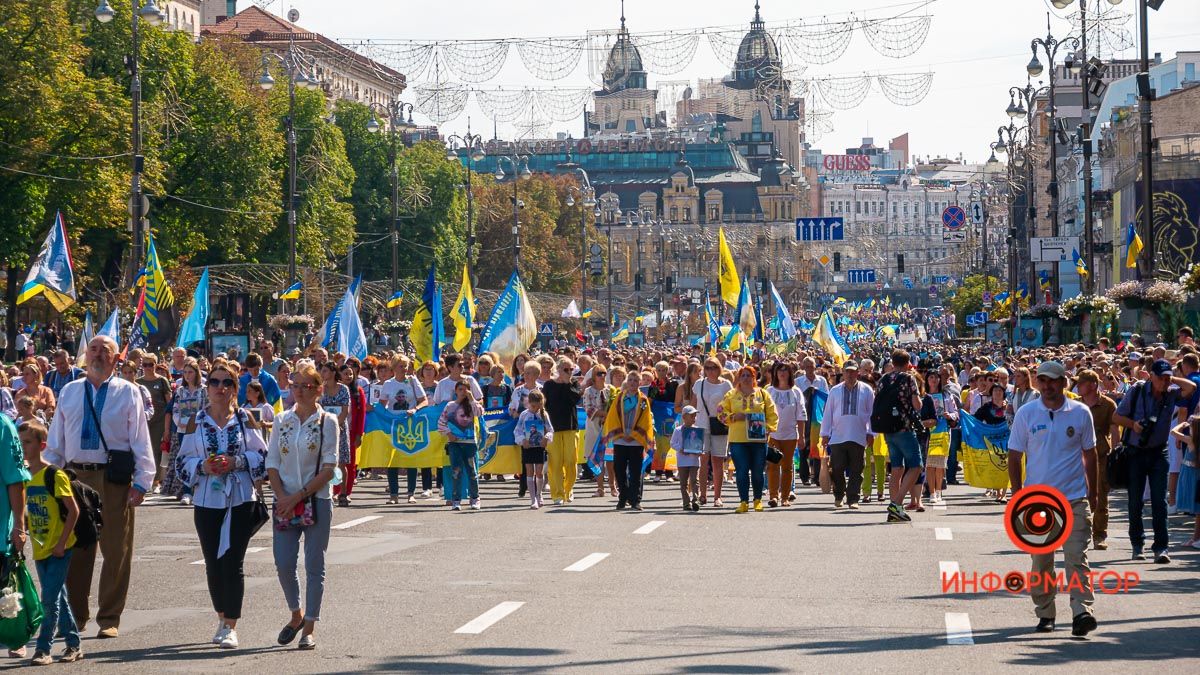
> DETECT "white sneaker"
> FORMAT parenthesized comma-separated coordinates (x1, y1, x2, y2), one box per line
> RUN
(554, 499, 564, 505)
(180, 493, 193, 506)
(212, 622, 229, 644)
(421, 489, 432, 498)
(219, 629, 238, 649)
(470, 500, 481, 510)
(451, 502, 461, 511)
(1167, 503, 1179, 516)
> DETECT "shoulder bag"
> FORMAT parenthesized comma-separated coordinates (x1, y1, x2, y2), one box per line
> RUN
(273, 411, 323, 530)
(85, 384, 135, 485)
(701, 381, 729, 436)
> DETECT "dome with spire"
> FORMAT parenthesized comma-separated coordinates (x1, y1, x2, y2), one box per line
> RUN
(733, 1, 783, 85)
(602, 2, 647, 92)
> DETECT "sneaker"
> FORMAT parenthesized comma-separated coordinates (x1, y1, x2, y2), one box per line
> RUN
(298, 633, 316, 650)
(470, 500, 481, 510)
(834, 498, 845, 508)
(96, 627, 118, 639)
(735, 501, 750, 513)
(887, 510, 907, 523)
(1035, 617, 1055, 633)
(219, 629, 239, 649)
(848, 502, 860, 510)
(1132, 550, 1147, 561)
(450, 502, 461, 511)
(553, 499, 564, 506)
(30, 651, 52, 666)
(713, 498, 724, 508)
(531, 501, 539, 510)
(59, 647, 82, 663)
(754, 500, 764, 512)
(1093, 538, 1108, 550)
(632, 503, 644, 511)
(213, 621, 230, 644)
(616, 501, 627, 510)
(421, 489, 432, 498)
(180, 494, 193, 506)
(1167, 502, 1178, 515)
(406, 495, 417, 504)
(886, 503, 911, 522)
(652, 475, 661, 483)
(1071, 612, 1097, 637)
(1154, 552, 1171, 564)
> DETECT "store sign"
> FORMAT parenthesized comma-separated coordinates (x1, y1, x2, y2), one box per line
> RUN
(822, 155, 872, 172)
(482, 138, 686, 156)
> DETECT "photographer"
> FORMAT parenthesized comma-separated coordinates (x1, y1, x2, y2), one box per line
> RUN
(1112, 359, 1195, 564)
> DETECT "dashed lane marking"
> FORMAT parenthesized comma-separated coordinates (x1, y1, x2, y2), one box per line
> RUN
(945, 612, 974, 645)
(454, 602, 525, 634)
(564, 552, 610, 572)
(935, 527, 953, 541)
(633, 520, 665, 535)
(331, 515, 382, 530)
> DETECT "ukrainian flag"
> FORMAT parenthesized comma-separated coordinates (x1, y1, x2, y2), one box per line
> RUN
(1125, 222, 1143, 269)
(958, 413, 1014, 490)
(1073, 248, 1088, 277)
(274, 281, 302, 301)
(1017, 282, 1029, 301)
(138, 234, 177, 343)
(612, 321, 630, 342)
(17, 211, 77, 312)
(386, 290, 404, 309)
(812, 309, 850, 367)
(581, 307, 593, 319)
(635, 311, 645, 324)
(1038, 270, 1051, 291)
(411, 266, 443, 364)
(451, 264, 474, 351)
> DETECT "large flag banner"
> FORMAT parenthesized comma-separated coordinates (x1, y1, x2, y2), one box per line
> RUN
(137, 234, 178, 350)
(1125, 222, 1144, 269)
(717, 227, 740, 306)
(18, 211, 77, 312)
(358, 403, 522, 474)
(97, 309, 121, 346)
(478, 271, 537, 368)
(320, 274, 363, 348)
(958, 413, 1012, 490)
(177, 267, 210, 348)
(337, 286, 368, 360)
(561, 299, 581, 318)
(812, 309, 850, 367)
(75, 311, 94, 368)
(704, 290, 720, 346)
(451, 264, 474, 352)
(768, 281, 796, 341)
(411, 266, 443, 364)
(724, 278, 756, 348)
(386, 290, 404, 309)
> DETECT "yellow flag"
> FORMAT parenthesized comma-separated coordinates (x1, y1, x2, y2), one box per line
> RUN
(717, 227, 740, 306)
(451, 264, 474, 351)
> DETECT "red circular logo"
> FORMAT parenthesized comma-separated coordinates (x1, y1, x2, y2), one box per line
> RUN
(1004, 486, 1074, 555)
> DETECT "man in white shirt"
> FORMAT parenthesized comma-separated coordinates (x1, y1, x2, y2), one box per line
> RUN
(45, 336, 155, 639)
(433, 354, 483, 404)
(821, 362, 874, 509)
(1008, 361, 1098, 638)
(796, 357, 829, 394)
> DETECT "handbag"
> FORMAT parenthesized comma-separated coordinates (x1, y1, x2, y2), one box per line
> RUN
(0, 553, 43, 650)
(273, 412, 326, 530)
(701, 381, 729, 436)
(818, 455, 832, 494)
(766, 445, 784, 464)
(85, 383, 135, 485)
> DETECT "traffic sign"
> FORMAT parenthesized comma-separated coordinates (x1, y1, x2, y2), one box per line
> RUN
(966, 315, 977, 327)
(974, 311, 989, 324)
(847, 269, 876, 284)
(590, 243, 603, 256)
(933, 275, 950, 284)
(818, 254, 831, 267)
(942, 205, 967, 230)
(928, 285, 938, 298)
(969, 201, 985, 225)
(1029, 236, 1080, 262)
(902, 277, 913, 289)
(796, 217, 845, 242)
(538, 323, 554, 336)
(982, 292, 993, 308)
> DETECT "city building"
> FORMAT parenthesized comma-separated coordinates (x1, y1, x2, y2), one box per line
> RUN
(161, 0, 202, 40)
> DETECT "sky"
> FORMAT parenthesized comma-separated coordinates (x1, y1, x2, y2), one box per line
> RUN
(265, 0, 1200, 163)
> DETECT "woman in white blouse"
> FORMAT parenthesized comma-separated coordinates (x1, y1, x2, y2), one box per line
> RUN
(177, 362, 268, 650)
(266, 362, 337, 651)
(765, 362, 807, 507)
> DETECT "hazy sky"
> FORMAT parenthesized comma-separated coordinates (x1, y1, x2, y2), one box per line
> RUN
(269, 0, 1200, 162)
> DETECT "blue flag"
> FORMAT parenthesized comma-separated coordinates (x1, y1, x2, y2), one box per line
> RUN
(478, 270, 537, 367)
(177, 267, 209, 348)
(321, 273, 363, 348)
(337, 285, 369, 360)
(98, 309, 121, 346)
(768, 281, 797, 341)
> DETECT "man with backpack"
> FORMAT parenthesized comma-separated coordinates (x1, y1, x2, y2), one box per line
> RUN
(872, 350, 926, 523)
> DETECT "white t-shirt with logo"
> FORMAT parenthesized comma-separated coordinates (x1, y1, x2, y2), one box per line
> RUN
(1009, 397, 1096, 501)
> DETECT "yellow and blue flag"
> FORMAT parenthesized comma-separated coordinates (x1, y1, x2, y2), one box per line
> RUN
(958, 413, 1012, 490)
(1073, 248, 1088, 277)
(768, 281, 796, 341)
(717, 227, 740, 306)
(635, 311, 645, 324)
(478, 270, 538, 368)
(386, 290, 404, 309)
(18, 211, 77, 312)
(138, 234, 177, 347)
(994, 291, 1011, 308)
(704, 290, 720, 346)
(1038, 270, 1051, 291)
(581, 307, 593, 319)
(1125, 222, 1143, 269)
(812, 308, 850, 367)
(274, 281, 302, 301)
(1017, 282, 1029, 301)
(411, 266, 443, 364)
(724, 278, 756, 348)
(611, 321, 631, 342)
(451, 264, 474, 351)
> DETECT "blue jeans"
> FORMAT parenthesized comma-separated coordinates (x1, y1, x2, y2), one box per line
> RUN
(1127, 446, 1170, 554)
(447, 442, 479, 502)
(35, 552, 80, 653)
(948, 427, 962, 481)
(729, 442, 767, 503)
(273, 498, 333, 622)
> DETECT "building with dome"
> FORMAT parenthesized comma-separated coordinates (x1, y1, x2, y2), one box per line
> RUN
(587, 6, 665, 135)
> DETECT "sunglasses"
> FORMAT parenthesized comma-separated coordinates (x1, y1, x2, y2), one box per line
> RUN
(291, 383, 319, 391)
(208, 378, 237, 388)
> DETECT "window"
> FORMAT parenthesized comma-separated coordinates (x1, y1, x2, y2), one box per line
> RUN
(625, 120, 636, 132)
(671, 207, 679, 221)
(683, 207, 691, 222)
(856, 201, 862, 214)
(709, 205, 720, 222)
(752, 110, 762, 133)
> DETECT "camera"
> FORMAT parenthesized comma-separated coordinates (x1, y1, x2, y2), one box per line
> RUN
(1137, 416, 1157, 446)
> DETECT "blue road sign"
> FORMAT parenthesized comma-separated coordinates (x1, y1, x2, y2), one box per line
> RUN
(942, 206, 967, 230)
(902, 278, 913, 289)
(796, 217, 845, 242)
(846, 269, 876, 284)
(973, 311, 989, 324)
(538, 323, 554, 335)
(933, 275, 950, 284)
(966, 315, 977, 327)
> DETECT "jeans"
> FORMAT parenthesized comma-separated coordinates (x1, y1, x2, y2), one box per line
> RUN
(447, 442, 479, 502)
(1127, 446, 1170, 554)
(273, 498, 333, 622)
(35, 552, 80, 653)
(948, 427, 962, 481)
(612, 444, 645, 506)
(194, 502, 256, 620)
(729, 442, 767, 503)
(405, 468, 433, 496)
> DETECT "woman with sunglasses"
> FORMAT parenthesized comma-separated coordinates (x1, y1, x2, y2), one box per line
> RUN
(719, 366, 778, 513)
(765, 361, 806, 507)
(266, 362, 337, 651)
(177, 362, 268, 650)
(163, 358, 206, 503)
(693, 357, 732, 507)
(317, 362, 351, 507)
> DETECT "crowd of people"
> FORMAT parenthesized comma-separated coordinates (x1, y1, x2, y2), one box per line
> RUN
(1, 324, 1199, 659)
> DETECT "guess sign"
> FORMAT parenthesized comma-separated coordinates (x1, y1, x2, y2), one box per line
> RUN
(822, 155, 872, 172)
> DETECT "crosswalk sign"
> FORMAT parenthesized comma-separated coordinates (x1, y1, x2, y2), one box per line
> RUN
(538, 323, 554, 336)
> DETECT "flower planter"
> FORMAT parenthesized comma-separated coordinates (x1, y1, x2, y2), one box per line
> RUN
(1122, 297, 1145, 310)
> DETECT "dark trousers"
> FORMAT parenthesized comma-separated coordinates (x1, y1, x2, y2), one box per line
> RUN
(613, 444, 645, 506)
(948, 427, 962, 482)
(729, 442, 767, 503)
(1128, 446, 1170, 554)
(447, 442, 479, 502)
(194, 502, 256, 620)
(406, 467, 433, 495)
(828, 441, 866, 504)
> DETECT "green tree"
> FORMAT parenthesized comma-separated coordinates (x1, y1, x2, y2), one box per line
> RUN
(473, 173, 580, 293)
(948, 274, 1005, 331)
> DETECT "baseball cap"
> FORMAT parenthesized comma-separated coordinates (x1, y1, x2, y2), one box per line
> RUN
(1150, 359, 1174, 376)
(1127, 352, 1142, 361)
(681, 405, 699, 415)
(843, 361, 859, 371)
(1035, 361, 1067, 380)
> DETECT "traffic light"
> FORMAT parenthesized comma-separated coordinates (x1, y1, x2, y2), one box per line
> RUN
(833, 252, 841, 272)
(897, 253, 905, 274)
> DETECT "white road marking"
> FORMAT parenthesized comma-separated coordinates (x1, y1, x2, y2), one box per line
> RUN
(564, 552, 610, 572)
(935, 527, 953, 541)
(633, 520, 665, 535)
(191, 546, 266, 565)
(945, 612, 975, 645)
(454, 601, 525, 634)
(939, 560, 960, 577)
(189, 559, 204, 565)
(331, 515, 382, 530)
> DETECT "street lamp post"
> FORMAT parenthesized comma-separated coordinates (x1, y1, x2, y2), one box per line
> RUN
(995, 121, 1028, 346)
(367, 99, 415, 300)
(1028, 14, 1080, 300)
(494, 155, 531, 273)
(1008, 79, 1050, 298)
(556, 153, 597, 330)
(445, 125, 486, 290)
(258, 30, 321, 314)
(94, 0, 166, 288)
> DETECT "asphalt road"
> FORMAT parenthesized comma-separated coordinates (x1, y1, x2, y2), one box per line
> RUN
(4, 474, 1198, 673)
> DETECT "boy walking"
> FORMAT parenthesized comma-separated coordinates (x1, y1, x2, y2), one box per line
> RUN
(19, 420, 83, 665)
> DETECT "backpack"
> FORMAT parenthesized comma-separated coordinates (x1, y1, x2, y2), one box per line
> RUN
(870, 374, 908, 434)
(42, 467, 103, 550)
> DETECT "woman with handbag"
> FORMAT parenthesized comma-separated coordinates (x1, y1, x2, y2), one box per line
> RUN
(919, 370, 958, 506)
(266, 362, 338, 651)
(692, 358, 732, 507)
(719, 367, 779, 513)
(765, 362, 806, 507)
(177, 362, 269, 650)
